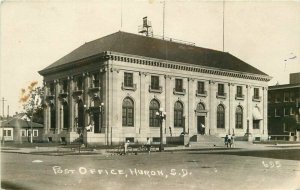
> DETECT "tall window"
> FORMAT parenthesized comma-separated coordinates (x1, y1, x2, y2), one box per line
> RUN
(218, 84, 225, 96)
(254, 88, 259, 99)
(124, 73, 133, 87)
(174, 101, 184, 128)
(175, 79, 183, 92)
(50, 104, 56, 129)
(122, 98, 134, 126)
(149, 99, 160, 127)
(49, 82, 55, 95)
(63, 102, 69, 129)
(197, 81, 205, 94)
(151, 76, 160, 90)
(235, 106, 243, 129)
(217, 104, 225, 128)
(62, 80, 68, 92)
(92, 73, 100, 87)
(77, 76, 83, 90)
(236, 86, 243, 97)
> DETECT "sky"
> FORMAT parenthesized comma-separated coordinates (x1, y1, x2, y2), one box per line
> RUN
(0, 0, 299, 116)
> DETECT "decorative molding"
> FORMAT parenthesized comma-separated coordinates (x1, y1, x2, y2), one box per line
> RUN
(103, 53, 271, 82)
(164, 75, 172, 79)
(139, 72, 148, 76)
(209, 80, 215, 84)
(188, 78, 195, 82)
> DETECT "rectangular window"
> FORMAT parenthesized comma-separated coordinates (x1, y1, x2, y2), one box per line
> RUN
(218, 84, 225, 96)
(290, 107, 295, 115)
(92, 73, 100, 88)
(49, 82, 55, 95)
(284, 92, 289, 102)
(76, 76, 83, 90)
(254, 88, 259, 99)
(275, 108, 282, 117)
(253, 120, 260, 129)
(290, 92, 295, 102)
(7, 130, 12, 136)
(236, 86, 243, 97)
(151, 76, 159, 90)
(62, 79, 68, 92)
(3, 130, 7, 136)
(27, 130, 31, 137)
(175, 79, 183, 92)
(33, 130, 38, 137)
(124, 73, 133, 87)
(283, 123, 288, 132)
(197, 81, 205, 94)
(284, 108, 289, 116)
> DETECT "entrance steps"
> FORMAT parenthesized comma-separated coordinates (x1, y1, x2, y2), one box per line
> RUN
(189, 135, 225, 147)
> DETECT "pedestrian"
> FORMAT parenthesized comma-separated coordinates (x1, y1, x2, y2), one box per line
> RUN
(124, 140, 130, 155)
(230, 134, 235, 148)
(224, 135, 228, 147)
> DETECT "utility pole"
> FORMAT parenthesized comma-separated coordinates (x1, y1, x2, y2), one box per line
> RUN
(2, 97, 7, 118)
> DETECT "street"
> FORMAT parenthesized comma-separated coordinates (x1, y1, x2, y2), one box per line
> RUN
(1, 147, 300, 190)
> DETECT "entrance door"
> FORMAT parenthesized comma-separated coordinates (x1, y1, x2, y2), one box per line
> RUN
(197, 116, 205, 134)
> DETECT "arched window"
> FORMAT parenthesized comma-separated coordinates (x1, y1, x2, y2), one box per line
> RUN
(235, 106, 243, 129)
(63, 102, 69, 129)
(149, 99, 160, 127)
(174, 101, 184, 128)
(197, 103, 205, 111)
(217, 104, 225, 128)
(122, 97, 134, 126)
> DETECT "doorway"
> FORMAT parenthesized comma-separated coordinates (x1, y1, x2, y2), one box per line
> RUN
(197, 116, 205, 134)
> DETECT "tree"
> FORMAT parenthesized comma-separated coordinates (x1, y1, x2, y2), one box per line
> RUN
(19, 81, 44, 124)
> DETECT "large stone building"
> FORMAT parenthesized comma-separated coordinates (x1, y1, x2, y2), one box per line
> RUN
(268, 73, 300, 141)
(39, 31, 271, 145)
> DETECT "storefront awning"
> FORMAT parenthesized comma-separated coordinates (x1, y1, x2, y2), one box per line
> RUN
(253, 107, 263, 120)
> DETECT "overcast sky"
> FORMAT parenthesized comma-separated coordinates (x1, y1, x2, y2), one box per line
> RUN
(0, 0, 299, 116)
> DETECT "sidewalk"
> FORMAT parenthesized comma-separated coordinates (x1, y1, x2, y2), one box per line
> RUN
(2, 141, 300, 156)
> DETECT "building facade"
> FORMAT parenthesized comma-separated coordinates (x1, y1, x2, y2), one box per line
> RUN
(0, 114, 44, 143)
(39, 31, 271, 145)
(268, 73, 300, 141)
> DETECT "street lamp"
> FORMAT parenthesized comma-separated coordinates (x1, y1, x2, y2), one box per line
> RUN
(156, 107, 166, 152)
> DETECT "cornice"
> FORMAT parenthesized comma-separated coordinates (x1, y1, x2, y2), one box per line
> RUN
(107, 51, 271, 82)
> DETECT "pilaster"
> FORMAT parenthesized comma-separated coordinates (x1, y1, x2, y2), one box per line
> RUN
(54, 80, 61, 134)
(209, 80, 216, 135)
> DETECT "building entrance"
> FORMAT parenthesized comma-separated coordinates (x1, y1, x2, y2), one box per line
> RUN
(197, 116, 205, 135)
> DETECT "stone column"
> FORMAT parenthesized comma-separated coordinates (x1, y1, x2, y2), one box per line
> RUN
(43, 82, 49, 133)
(55, 80, 61, 134)
(229, 83, 235, 135)
(164, 75, 172, 136)
(262, 87, 268, 139)
(68, 76, 75, 132)
(139, 72, 148, 140)
(209, 80, 216, 135)
(188, 78, 196, 135)
(84, 72, 90, 127)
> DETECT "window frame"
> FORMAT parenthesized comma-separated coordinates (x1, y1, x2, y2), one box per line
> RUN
(217, 104, 225, 128)
(150, 76, 160, 90)
(218, 84, 225, 96)
(174, 101, 184, 128)
(175, 78, 183, 92)
(149, 99, 160, 127)
(235, 106, 243, 129)
(122, 98, 134, 127)
(124, 72, 133, 87)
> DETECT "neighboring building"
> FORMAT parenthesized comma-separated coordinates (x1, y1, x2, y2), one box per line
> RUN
(0, 114, 44, 143)
(39, 31, 271, 145)
(268, 73, 300, 141)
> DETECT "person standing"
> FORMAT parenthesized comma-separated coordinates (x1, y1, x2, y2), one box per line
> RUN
(224, 135, 228, 147)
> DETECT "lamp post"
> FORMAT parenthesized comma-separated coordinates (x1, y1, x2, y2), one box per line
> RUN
(99, 102, 104, 132)
(156, 107, 166, 152)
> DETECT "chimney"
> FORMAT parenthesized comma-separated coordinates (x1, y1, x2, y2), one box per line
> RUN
(290, 72, 300, 84)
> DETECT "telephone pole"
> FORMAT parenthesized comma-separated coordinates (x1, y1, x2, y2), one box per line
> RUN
(2, 97, 7, 118)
